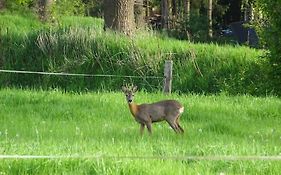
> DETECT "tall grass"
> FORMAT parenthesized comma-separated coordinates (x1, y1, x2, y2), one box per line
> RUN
(0, 14, 274, 95)
(0, 11, 45, 34)
(0, 88, 280, 174)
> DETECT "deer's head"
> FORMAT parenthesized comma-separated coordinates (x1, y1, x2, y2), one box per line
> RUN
(122, 85, 137, 104)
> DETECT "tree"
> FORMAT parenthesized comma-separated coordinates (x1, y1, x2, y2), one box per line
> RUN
(191, 0, 201, 16)
(83, 0, 103, 17)
(37, 0, 53, 21)
(183, 0, 191, 39)
(161, 0, 169, 29)
(207, 0, 213, 38)
(183, 0, 191, 21)
(134, 0, 145, 29)
(0, 0, 5, 9)
(255, 0, 281, 95)
(104, 0, 135, 36)
(145, 0, 151, 21)
(171, 0, 176, 17)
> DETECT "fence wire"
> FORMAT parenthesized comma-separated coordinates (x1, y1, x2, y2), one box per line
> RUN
(0, 69, 164, 79)
(0, 155, 281, 161)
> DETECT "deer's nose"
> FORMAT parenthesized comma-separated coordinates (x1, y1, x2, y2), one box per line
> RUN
(128, 99, 132, 103)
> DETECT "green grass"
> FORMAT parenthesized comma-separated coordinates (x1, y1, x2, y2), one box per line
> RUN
(0, 11, 45, 34)
(0, 11, 276, 95)
(0, 12, 103, 34)
(59, 16, 104, 29)
(0, 88, 281, 174)
(0, 24, 271, 95)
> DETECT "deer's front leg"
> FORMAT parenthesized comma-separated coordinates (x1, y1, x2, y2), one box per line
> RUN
(140, 123, 145, 135)
(146, 122, 152, 134)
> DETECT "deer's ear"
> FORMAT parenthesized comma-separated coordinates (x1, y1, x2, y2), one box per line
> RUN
(132, 86, 138, 93)
(122, 86, 128, 93)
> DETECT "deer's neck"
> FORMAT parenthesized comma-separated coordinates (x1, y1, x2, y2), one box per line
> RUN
(128, 103, 139, 117)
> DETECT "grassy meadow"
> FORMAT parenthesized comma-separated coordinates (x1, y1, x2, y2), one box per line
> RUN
(1, 9, 281, 174)
(0, 88, 281, 174)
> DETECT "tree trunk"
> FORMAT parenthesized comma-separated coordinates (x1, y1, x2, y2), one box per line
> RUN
(244, 1, 254, 22)
(244, 1, 254, 46)
(170, 0, 177, 28)
(145, 0, 150, 21)
(207, 0, 213, 38)
(184, 0, 191, 40)
(0, 0, 5, 10)
(161, 0, 169, 29)
(171, 0, 176, 17)
(178, 0, 182, 18)
(38, 0, 53, 22)
(134, 0, 145, 29)
(104, 0, 135, 36)
(183, 0, 190, 21)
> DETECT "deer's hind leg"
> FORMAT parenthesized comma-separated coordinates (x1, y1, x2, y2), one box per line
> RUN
(166, 119, 180, 133)
(176, 117, 184, 133)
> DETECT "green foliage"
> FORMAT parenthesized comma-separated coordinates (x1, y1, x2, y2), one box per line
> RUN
(0, 26, 272, 95)
(168, 12, 209, 41)
(165, 0, 229, 42)
(83, 0, 103, 17)
(50, 0, 85, 22)
(0, 12, 275, 95)
(0, 89, 281, 174)
(2, 0, 34, 14)
(254, 0, 281, 95)
(6, 0, 33, 7)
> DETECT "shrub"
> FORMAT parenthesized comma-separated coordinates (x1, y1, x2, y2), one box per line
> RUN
(0, 22, 273, 95)
(255, 0, 281, 95)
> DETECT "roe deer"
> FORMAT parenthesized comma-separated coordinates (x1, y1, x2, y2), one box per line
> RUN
(122, 85, 184, 135)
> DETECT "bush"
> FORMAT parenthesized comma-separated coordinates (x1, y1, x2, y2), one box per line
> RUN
(0, 21, 274, 95)
(50, 0, 85, 18)
(167, 13, 209, 42)
(255, 0, 281, 95)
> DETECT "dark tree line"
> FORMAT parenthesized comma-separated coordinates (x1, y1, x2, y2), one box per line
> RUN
(102, 0, 230, 40)
(1, 1, 279, 50)
(1, 0, 250, 39)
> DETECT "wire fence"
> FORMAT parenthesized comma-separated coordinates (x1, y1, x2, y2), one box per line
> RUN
(1, 155, 281, 161)
(0, 69, 166, 91)
(0, 69, 164, 79)
(0, 60, 174, 92)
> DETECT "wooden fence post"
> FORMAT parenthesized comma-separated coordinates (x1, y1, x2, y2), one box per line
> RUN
(163, 60, 173, 94)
